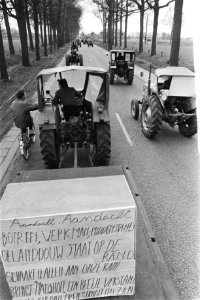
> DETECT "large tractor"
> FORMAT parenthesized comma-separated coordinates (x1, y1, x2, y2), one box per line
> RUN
(131, 65, 197, 138)
(36, 66, 111, 168)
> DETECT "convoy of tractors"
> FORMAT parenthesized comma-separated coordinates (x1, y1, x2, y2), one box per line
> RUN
(35, 38, 197, 169)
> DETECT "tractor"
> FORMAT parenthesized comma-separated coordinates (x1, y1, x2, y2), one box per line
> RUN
(131, 65, 197, 138)
(36, 66, 111, 168)
(87, 39, 94, 47)
(109, 50, 136, 85)
(66, 43, 83, 66)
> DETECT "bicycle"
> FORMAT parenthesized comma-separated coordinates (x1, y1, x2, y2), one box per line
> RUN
(18, 125, 36, 160)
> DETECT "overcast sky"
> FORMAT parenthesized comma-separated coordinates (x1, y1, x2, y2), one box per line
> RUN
(80, 0, 194, 38)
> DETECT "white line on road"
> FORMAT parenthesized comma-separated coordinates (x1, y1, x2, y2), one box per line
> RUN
(115, 113, 133, 147)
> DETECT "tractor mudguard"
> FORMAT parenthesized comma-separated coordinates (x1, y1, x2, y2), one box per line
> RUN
(181, 98, 196, 112)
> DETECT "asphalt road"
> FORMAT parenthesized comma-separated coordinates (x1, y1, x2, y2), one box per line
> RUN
(2, 44, 200, 300)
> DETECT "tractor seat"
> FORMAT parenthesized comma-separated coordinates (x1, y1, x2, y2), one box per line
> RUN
(117, 60, 126, 66)
(62, 105, 84, 121)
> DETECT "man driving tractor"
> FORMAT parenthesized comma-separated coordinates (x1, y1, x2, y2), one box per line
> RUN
(52, 79, 83, 121)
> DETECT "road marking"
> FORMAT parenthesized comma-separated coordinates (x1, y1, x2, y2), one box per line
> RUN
(115, 113, 133, 147)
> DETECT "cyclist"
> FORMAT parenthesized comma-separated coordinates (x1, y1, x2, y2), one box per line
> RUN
(11, 89, 38, 135)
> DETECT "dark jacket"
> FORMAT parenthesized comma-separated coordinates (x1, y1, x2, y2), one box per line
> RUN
(52, 86, 83, 107)
(11, 99, 38, 129)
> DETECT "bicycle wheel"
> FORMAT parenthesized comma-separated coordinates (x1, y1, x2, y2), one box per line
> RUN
(30, 124, 36, 143)
(22, 132, 29, 160)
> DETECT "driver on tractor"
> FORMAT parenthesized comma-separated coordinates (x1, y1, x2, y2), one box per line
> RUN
(52, 79, 83, 121)
(116, 53, 125, 61)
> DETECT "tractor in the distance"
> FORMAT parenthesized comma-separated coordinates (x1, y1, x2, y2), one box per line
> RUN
(66, 42, 83, 66)
(109, 50, 136, 85)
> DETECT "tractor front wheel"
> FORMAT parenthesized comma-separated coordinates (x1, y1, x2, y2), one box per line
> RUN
(95, 122, 111, 166)
(127, 70, 134, 85)
(66, 55, 70, 66)
(131, 99, 139, 120)
(179, 109, 197, 137)
(110, 69, 115, 85)
(79, 54, 83, 66)
(141, 95, 163, 138)
(39, 128, 60, 168)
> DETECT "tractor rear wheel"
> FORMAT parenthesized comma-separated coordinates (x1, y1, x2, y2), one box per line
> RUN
(39, 128, 60, 168)
(131, 99, 139, 120)
(79, 54, 83, 66)
(127, 69, 133, 85)
(95, 122, 111, 166)
(110, 69, 115, 85)
(66, 55, 70, 66)
(179, 109, 197, 137)
(141, 95, 163, 138)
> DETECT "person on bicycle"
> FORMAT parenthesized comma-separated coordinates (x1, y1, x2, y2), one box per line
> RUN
(11, 89, 38, 134)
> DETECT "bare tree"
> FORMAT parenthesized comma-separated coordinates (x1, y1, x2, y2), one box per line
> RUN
(132, 0, 147, 53)
(146, 0, 175, 56)
(169, 0, 183, 65)
(0, 0, 15, 55)
(25, 0, 34, 51)
(0, 20, 9, 80)
(5, 0, 30, 66)
(124, 0, 128, 48)
(32, 0, 40, 60)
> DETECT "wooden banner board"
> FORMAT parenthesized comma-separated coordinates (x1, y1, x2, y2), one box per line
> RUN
(0, 175, 136, 300)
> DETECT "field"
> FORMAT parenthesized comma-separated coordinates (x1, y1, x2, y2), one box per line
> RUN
(126, 38, 194, 71)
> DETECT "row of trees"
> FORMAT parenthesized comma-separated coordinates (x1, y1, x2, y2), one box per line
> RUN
(93, 0, 183, 65)
(0, 0, 82, 79)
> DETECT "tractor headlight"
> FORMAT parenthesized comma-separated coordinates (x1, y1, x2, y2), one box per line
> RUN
(97, 104, 104, 113)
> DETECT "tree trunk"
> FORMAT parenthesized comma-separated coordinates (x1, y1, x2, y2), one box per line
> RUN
(33, 0, 40, 60)
(103, 12, 107, 43)
(144, 13, 149, 43)
(53, 26, 57, 49)
(39, 13, 44, 47)
(139, 6, 144, 53)
(49, 25, 53, 53)
(25, 1, 34, 51)
(170, 0, 183, 66)
(115, 0, 118, 46)
(2, 0, 15, 55)
(43, 0, 48, 56)
(108, 0, 114, 50)
(15, 2, 30, 67)
(112, 14, 115, 46)
(124, 0, 128, 49)
(151, 0, 159, 56)
(119, 0, 123, 47)
(0, 25, 9, 80)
